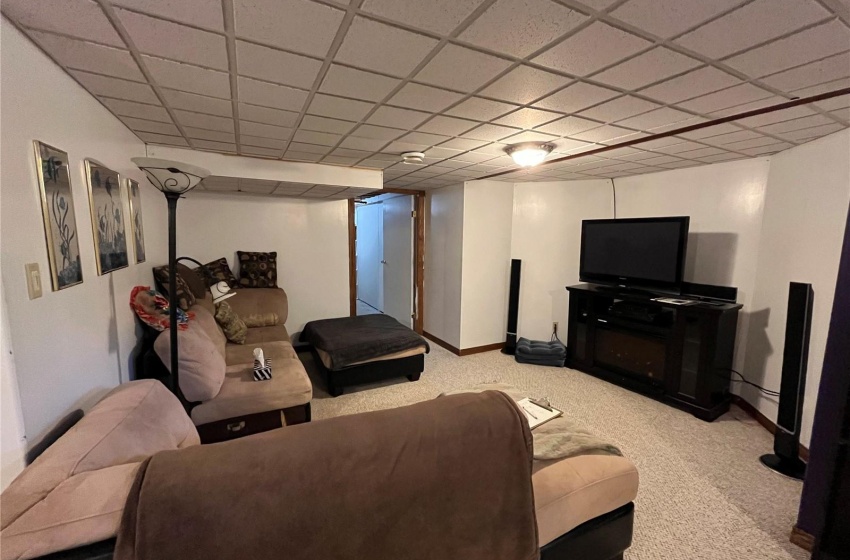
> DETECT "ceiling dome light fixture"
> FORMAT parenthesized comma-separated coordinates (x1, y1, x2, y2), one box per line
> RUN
(401, 151, 425, 164)
(506, 142, 554, 167)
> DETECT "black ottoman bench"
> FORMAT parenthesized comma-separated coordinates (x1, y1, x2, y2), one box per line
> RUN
(301, 315, 429, 396)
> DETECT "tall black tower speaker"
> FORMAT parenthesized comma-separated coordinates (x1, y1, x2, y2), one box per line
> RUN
(502, 259, 522, 355)
(760, 282, 814, 480)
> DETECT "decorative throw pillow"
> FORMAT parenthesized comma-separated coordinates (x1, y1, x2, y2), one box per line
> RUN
(130, 286, 193, 331)
(214, 301, 247, 344)
(152, 266, 197, 311)
(196, 257, 238, 289)
(242, 312, 279, 328)
(175, 263, 207, 299)
(237, 251, 278, 288)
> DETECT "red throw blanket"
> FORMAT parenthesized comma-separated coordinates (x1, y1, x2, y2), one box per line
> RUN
(116, 392, 539, 560)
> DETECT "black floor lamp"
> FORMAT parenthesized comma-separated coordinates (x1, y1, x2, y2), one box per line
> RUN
(132, 157, 209, 399)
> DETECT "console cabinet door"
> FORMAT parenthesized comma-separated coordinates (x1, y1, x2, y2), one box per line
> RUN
(568, 292, 593, 367)
(667, 311, 708, 402)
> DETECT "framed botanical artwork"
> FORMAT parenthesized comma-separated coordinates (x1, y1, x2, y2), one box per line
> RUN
(34, 141, 83, 290)
(127, 179, 146, 263)
(85, 160, 129, 275)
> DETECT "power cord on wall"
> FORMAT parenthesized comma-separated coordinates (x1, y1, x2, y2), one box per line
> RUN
(716, 368, 780, 397)
(611, 178, 617, 218)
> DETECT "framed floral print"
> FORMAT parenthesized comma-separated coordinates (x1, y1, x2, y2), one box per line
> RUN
(128, 178, 146, 263)
(85, 160, 129, 275)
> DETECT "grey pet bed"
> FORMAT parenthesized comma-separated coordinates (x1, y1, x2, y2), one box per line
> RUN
(515, 338, 567, 367)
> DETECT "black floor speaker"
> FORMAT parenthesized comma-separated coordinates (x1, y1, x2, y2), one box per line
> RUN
(502, 259, 521, 355)
(760, 282, 814, 480)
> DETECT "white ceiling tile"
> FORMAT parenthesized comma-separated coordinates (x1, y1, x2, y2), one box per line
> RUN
(480, 65, 572, 105)
(533, 81, 620, 113)
(676, 83, 775, 114)
(459, 0, 587, 58)
(336, 17, 439, 77)
(233, 0, 345, 57)
(284, 151, 323, 162)
(320, 65, 401, 102)
(579, 96, 660, 123)
(330, 148, 371, 159)
(445, 97, 519, 121)
(236, 41, 322, 89)
(288, 142, 332, 154)
(609, 0, 743, 39)
(757, 114, 835, 134)
(30, 32, 144, 81)
(462, 123, 521, 141)
(397, 131, 452, 146)
(534, 22, 651, 76)
(593, 48, 701, 91)
(731, 104, 815, 127)
(239, 103, 300, 127)
(161, 89, 233, 117)
(173, 110, 235, 132)
(725, 21, 850, 79)
(501, 130, 559, 143)
(301, 114, 356, 134)
(676, 122, 742, 139)
(116, 9, 227, 70)
(307, 93, 374, 120)
(640, 67, 742, 104)
(350, 124, 407, 140)
(366, 106, 431, 128)
(292, 129, 342, 146)
(237, 76, 308, 111)
(183, 127, 236, 143)
(761, 52, 850, 93)
(101, 97, 171, 122)
(722, 135, 785, 150)
(242, 145, 282, 157)
(360, 0, 484, 35)
(423, 146, 466, 159)
(70, 70, 159, 104)
(113, 0, 224, 31)
(535, 115, 602, 136)
(120, 116, 180, 135)
(143, 55, 231, 97)
(240, 121, 293, 139)
(569, 124, 636, 142)
(675, 0, 830, 59)
(241, 135, 288, 149)
(388, 83, 464, 112)
(615, 107, 697, 131)
(323, 155, 362, 165)
(492, 107, 562, 128)
(4, 0, 123, 46)
(135, 132, 188, 146)
(339, 136, 389, 151)
(775, 123, 845, 142)
(415, 44, 512, 92)
(195, 139, 237, 153)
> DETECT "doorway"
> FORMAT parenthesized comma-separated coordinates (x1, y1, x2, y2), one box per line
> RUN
(348, 188, 425, 333)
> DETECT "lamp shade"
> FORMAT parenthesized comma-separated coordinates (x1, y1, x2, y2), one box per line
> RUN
(210, 281, 236, 304)
(131, 157, 210, 194)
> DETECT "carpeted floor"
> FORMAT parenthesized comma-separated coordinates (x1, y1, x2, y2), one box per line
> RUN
(301, 345, 808, 560)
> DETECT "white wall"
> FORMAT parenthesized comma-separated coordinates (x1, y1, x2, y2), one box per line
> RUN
(175, 192, 350, 335)
(744, 130, 850, 446)
(424, 184, 464, 348)
(511, 180, 613, 341)
(0, 19, 168, 444)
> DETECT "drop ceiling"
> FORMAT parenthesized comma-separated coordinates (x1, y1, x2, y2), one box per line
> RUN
(3, 0, 850, 189)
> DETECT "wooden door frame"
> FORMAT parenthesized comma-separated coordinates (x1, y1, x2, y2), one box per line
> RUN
(349, 187, 425, 334)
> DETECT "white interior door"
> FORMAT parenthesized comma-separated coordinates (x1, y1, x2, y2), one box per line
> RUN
(382, 196, 414, 327)
(355, 203, 383, 311)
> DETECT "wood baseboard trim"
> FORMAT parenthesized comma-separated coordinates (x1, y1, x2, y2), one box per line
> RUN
(731, 395, 809, 461)
(423, 332, 504, 357)
(790, 525, 815, 551)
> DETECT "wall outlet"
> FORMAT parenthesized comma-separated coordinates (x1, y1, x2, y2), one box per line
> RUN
(25, 263, 42, 300)
(553, 321, 559, 336)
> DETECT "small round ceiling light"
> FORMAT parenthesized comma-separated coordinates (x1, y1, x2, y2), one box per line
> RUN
(505, 143, 554, 167)
(401, 151, 425, 164)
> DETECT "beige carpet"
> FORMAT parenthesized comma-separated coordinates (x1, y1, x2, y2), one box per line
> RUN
(303, 345, 808, 560)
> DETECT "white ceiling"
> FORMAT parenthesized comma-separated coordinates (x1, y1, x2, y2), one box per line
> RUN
(198, 176, 374, 199)
(4, 0, 850, 189)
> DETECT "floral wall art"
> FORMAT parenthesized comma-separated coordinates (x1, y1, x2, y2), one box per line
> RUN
(128, 179, 146, 263)
(34, 141, 83, 290)
(85, 160, 128, 274)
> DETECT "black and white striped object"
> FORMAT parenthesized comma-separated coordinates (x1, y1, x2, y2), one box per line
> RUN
(253, 358, 272, 381)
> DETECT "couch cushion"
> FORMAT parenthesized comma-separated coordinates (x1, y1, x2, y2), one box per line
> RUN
(532, 454, 639, 546)
(190, 357, 312, 426)
(154, 326, 225, 403)
(243, 325, 291, 345)
(226, 287, 288, 326)
(225, 340, 297, 367)
(189, 305, 226, 359)
(1, 380, 198, 534)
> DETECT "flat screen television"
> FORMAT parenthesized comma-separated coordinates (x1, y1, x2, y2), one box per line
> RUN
(579, 216, 690, 293)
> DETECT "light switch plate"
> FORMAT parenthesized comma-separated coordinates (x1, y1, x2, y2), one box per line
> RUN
(25, 263, 42, 299)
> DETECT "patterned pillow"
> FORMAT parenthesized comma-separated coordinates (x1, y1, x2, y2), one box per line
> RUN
(196, 257, 238, 289)
(237, 251, 277, 288)
(214, 301, 247, 344)
(152, 266, 197, 311)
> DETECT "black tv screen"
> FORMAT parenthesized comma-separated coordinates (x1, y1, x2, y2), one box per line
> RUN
(580, 217, 689, 292)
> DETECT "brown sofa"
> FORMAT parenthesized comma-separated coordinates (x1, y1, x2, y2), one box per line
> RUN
(146, 285, 312, 443)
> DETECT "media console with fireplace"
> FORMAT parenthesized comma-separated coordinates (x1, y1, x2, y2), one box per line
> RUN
(566, 283, 742, 421)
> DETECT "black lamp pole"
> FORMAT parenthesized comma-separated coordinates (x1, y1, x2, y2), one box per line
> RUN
(165, 192, 182, 400)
